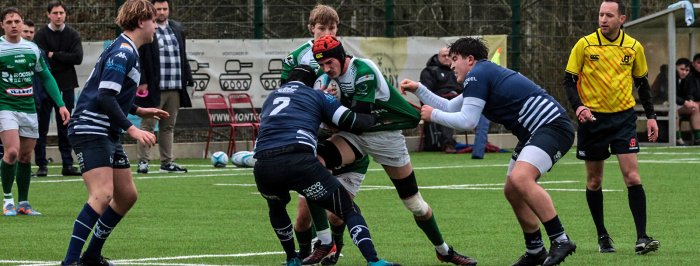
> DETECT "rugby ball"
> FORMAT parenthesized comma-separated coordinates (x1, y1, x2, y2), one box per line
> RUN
(313, 75, 340, 99)
(211, 151, 229, 168)
(231, 151, 256, 168)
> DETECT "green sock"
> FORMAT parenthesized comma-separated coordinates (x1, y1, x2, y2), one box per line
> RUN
(694, 130, 700, 140)
(676, 131, 682, 139)
(1, 160, 17, 196)
(415, 213, 445, 246)
(308, 201, 330, 232)
(16, 162, 31, 202)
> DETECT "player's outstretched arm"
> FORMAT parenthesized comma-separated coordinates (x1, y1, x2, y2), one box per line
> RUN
(134, 107, 169, 120)
(399, 79, 420, 94)
(401, 79, 458, 111)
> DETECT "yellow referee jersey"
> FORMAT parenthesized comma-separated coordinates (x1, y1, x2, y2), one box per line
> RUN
(565, 29, 648, 113)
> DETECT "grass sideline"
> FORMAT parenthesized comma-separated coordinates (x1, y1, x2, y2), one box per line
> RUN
(1, 146, 698, 265)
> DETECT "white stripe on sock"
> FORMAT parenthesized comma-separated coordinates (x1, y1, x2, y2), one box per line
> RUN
(75, 220, 93, 230)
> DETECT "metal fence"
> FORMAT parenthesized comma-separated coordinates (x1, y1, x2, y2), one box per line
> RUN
(5, 0, 687, 137)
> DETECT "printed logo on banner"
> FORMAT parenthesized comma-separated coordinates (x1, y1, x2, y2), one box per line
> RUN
(260, 59, 283, 91)
(369, 54, 399, 89)
(219, 59, 253, 91)
(188, 59, 210, 92)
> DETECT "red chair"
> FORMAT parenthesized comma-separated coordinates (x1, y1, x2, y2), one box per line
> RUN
(202, 93, 235, 158)
(227, 93, 260, 154)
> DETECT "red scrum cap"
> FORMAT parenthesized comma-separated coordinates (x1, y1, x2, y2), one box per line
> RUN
(312, 35, 347, 66)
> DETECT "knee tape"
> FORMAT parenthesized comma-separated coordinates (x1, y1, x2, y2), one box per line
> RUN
(317, 140, 342, 169)
(390, 171, 419, 199)
(402, 192, 430, 216)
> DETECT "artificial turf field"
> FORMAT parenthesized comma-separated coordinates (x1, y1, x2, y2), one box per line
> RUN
(1, 146, 698, 265)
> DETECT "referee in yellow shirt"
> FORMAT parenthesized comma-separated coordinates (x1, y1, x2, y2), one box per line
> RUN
(564, 0, 660, 256)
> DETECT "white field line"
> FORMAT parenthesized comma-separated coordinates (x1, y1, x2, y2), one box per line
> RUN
(216, 180, 623, 192)
(638, 151, 700, 155)
(3, 251, 284, 266)
(22, 263, 236, 266)
(113, 251, 283, 262)
(30, 157, 693, 184)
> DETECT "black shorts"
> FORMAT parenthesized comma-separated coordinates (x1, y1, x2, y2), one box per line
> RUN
(254, 145, 341, 204)
(69, 134, 130, 173)
(576, 108, 639, 161)
(512, 117, 574, 171)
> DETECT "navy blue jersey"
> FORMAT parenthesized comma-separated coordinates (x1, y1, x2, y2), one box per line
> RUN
(255, 81, 350, 153)
(68, 34, 140, 137)
(465, 60, 567, 141)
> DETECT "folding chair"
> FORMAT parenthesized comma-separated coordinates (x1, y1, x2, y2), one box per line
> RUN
(202, 93, 235, 158)
(227, 93, 260, 154)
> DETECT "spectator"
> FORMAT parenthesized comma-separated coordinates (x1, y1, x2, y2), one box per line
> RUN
(675, 58, 700, 145)
(419, 46, 491, 158)
(21, 18, 35, 41)
(419, 47, 461, 153)
(135, 0, 193, 174)
(33, 0, 83, 177)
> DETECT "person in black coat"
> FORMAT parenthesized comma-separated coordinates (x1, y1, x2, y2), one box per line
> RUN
(33, 1, 83, 176)
(135, 0, 193, 174)
(419, 47, 463, 152)
(678, 57, 700, 145)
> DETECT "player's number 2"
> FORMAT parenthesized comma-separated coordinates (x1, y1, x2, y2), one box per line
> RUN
(270, 97, 290, 116)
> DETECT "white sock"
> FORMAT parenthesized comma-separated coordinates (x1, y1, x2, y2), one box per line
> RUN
(555, 233, 568, 242)
(317, 229, 332, 245)
(3, 196, 14, 207)
(435, 242, 450, 255)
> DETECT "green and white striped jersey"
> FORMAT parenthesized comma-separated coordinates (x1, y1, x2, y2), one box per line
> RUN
(0, 37, 46, 113)
(319, 57, 420, 132)
(281, 40, 320, 81)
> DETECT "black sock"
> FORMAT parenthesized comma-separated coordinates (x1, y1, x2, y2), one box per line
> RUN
(627, 184, 647, 239)
(331, 223, 345, 248)
(84, 206, 123, 259)
(345, 213, 378, 262)
(64, 203, 99, 264)
(542, 215, 566, 242)
(586, 188, 608, 236)
(524, 229, 544, 253)
(295, 228, 313, 258)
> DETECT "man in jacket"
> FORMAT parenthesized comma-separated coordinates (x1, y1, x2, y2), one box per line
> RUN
(33, 0, 83, 176)
(135, 0, 193, 174)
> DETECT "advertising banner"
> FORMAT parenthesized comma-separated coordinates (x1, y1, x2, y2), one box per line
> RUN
(66, 36, 507, 129)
